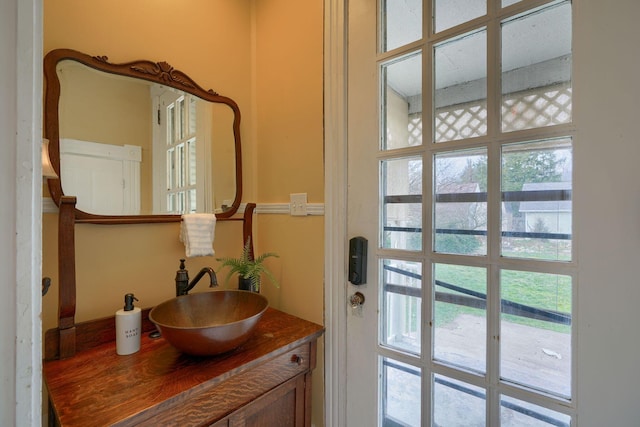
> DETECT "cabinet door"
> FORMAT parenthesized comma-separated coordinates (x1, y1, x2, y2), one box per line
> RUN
(229, 374, 307, 427)
(209, 419, 229, 427)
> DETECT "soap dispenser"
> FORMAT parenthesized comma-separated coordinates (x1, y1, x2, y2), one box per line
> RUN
(115, 293, 141, 355)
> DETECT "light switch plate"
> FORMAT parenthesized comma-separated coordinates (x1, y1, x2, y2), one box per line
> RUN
(290, 193, 308, 216)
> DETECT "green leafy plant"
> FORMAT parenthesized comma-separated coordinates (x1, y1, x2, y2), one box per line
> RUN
(217, 237, 279, 292)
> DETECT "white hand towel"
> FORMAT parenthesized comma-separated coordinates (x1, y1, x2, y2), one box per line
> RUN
(180, 213, 217, 257)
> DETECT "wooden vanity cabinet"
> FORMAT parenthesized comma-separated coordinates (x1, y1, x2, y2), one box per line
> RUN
(44, 308, 323, 427)
(209, 374, 307, 427)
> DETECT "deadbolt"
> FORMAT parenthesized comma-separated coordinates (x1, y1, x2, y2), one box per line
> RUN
(349, 292, 365, 308)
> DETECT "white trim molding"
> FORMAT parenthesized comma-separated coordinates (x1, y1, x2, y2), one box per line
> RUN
(42, 197, 58, 213)
(42, 199, 325, 216)
(12, 0, 43, 425)
(255, 203, 325, 216)
(324, 0, 348, 425)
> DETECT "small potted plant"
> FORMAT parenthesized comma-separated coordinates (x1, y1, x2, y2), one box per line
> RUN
(217, 237, 279, 292)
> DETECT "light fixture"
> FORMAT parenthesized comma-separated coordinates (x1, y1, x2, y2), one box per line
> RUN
(42, 138, 58, 179)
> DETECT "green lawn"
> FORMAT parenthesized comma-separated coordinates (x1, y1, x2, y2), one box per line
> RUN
(433, 262, 571, 334)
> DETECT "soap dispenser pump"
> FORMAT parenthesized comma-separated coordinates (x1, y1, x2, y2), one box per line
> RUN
(115, 293, 141, 355)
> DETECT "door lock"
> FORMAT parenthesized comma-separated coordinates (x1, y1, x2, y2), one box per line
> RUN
(349, 292, 365, 308)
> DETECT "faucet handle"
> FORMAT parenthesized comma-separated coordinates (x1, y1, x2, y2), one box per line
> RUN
(176, 259, 189, 282)
(175, 259, 190, 296)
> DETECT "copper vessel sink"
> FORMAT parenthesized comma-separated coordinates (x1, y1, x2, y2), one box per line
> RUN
(149, 290, 268, 356)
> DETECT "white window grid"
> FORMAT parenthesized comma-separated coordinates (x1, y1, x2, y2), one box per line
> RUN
(407, 84, 573, 145)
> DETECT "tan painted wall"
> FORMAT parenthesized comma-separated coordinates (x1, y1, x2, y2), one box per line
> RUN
(254, 0, 324, 203)
(252, 2, 325, 421)
(43, 0, 325, 425)
(57, 61, 153, 212)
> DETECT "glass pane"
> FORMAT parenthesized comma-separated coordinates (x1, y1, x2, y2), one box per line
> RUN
(382, 53, 422, 150)
(434, 29, 487, 143)
(433, 264, 486, 373)
(166, 148, 175, 190)
(189, 96, 197, 135)
(382, 0, 421, 52)
(188, 189, 197, 213)
(501, 395, 571, 426)
(381, 157, 422, 251)
(382, 259, 422, 354)
(501, 2, 572, 132)
(434, 148, 487, 255)
(501, 138, 572, 261)
(167, 105, 175, 145)
(167, 193, 175, 213)
(500, 270, 572, 398)
(434, 0, 486, 33)
(433, 374, 485, 426)
(381, 358, 421, 427)
(177, 191, 185, 213)
(188, 138, 197, 185)
(502, 0, 521, 7)
(177, 97, 186, 139)
(176, 143, 185, 187)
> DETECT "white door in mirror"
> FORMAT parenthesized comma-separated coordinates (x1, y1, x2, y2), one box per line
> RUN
(60, 138, 141, 215)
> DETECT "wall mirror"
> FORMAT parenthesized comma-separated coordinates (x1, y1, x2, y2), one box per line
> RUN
(44, 48, 242, 223)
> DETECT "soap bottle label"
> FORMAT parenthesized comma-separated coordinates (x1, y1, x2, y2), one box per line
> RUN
(116, 294, 142, 355)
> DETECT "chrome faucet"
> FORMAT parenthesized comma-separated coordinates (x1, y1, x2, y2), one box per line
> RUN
(175, 259, 218, 296)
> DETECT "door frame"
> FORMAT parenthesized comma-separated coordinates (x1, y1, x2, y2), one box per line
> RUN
(4, 0, 43, 425)
(323, 0, 348, 425)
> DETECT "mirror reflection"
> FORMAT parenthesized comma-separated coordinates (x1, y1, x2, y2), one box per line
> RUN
(44, 49, 243, 222)
(57, 59, 237, 216)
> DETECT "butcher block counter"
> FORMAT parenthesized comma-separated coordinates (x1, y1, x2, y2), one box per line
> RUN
(44, 307, 324, 427)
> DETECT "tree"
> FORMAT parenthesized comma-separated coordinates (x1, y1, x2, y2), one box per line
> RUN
(501, 150, 564, 192)
(459, 149, 564, 192)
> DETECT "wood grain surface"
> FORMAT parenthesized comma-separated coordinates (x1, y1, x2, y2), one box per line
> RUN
(44, 308, 323, 426)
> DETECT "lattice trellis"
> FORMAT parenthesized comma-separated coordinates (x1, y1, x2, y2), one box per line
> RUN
(408, 115, 423, 146)
(502, 84, 572, 133)
(435, 102, 488, 143)
(409, 84, 573, 144)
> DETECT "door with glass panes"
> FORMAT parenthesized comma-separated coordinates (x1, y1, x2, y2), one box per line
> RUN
(346, 0, 576, 425)
(153, 87, 212, 214)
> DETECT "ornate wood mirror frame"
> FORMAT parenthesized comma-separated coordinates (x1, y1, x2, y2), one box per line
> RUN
(43, 50, 255, 360)
(44, 48, 243, 224)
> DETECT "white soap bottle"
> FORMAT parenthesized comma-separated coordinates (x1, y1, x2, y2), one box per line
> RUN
(115, 293, 141, 355)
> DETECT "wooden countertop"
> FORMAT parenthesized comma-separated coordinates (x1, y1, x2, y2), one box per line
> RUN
(44, 308, 324, 427)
